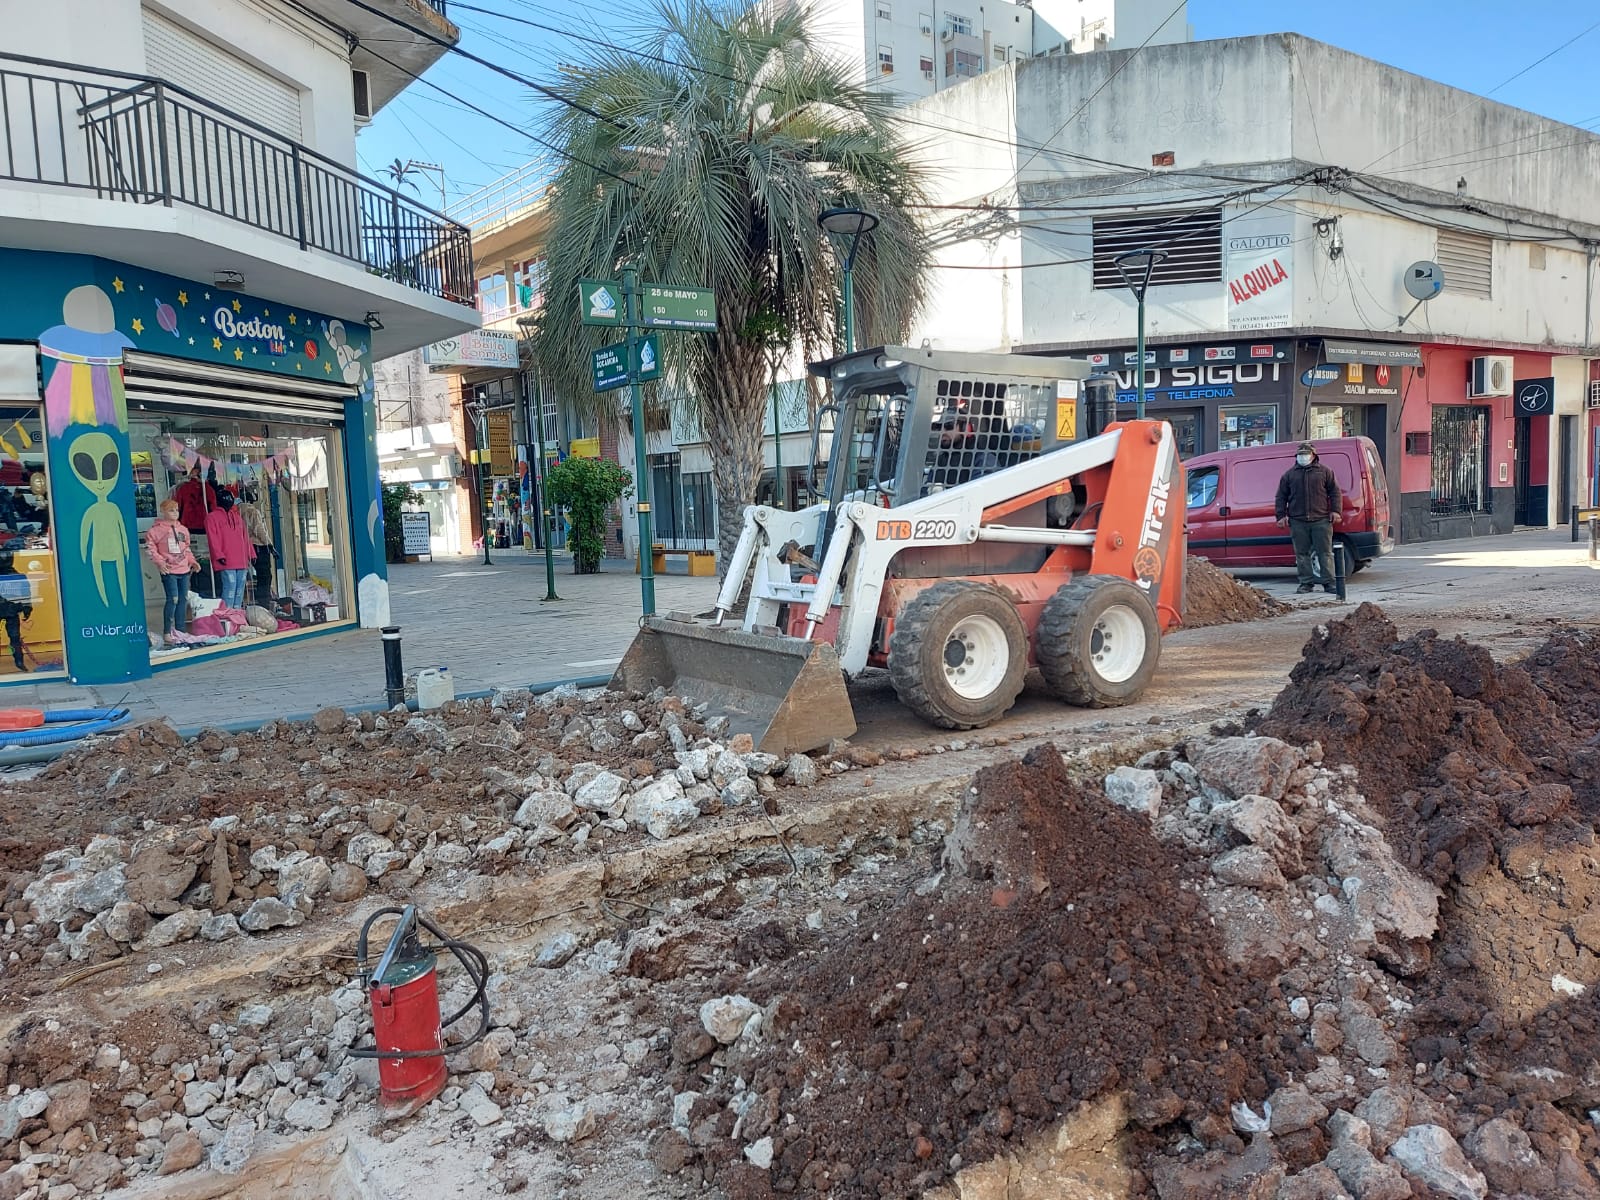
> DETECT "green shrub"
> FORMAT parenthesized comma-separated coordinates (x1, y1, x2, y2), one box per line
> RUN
(543, 457, 632, 574)
(381, 479, 419, 563)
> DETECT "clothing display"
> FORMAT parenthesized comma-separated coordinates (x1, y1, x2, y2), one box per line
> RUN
(145, 516, 200, 636)
(173, 475, 219, 532)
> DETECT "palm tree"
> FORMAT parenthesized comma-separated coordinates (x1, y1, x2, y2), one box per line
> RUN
(537, 0, 931, 571)
(382, 159, 419, 192)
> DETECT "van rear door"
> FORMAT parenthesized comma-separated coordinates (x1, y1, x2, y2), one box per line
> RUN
(1363, 440, 1394, 551)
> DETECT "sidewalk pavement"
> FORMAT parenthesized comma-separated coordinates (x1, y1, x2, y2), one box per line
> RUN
(9, 526, 1593, 731)
(12, 553, 721, 730)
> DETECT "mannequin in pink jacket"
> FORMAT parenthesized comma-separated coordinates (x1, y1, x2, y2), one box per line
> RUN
(147, 499, 200, 637)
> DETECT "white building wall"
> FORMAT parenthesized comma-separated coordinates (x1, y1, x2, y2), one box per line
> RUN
(1031, 0, 1190, 52)
(9, 0, 357, 165)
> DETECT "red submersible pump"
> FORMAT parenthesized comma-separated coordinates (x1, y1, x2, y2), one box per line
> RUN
(348, 905, 491, 1117)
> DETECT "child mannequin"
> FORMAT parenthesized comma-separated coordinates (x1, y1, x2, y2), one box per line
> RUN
(147, 499, 200, 638)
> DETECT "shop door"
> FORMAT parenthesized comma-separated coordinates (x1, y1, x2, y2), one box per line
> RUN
(1557, 416, 1575, 522)
(1363, 406, 1388, 470)
(1161, 409, 1201, 457)
(1513, 415, 1532, 525)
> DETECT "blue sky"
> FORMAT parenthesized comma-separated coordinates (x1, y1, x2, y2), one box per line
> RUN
(356, 1, 1600, 211)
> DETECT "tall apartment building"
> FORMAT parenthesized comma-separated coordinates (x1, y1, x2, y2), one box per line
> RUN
(0, 0, 478, 687)
(801, 0, 1189, 103)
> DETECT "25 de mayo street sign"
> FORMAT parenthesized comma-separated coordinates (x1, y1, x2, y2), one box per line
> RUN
(641, 285, 716, 331)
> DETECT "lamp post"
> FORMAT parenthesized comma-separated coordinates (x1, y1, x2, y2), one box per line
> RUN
(818, 206, 879, 353)
(464, 398, 492, 566)
(516, 315, 560, 602)
(1113, 247, 1167, 419)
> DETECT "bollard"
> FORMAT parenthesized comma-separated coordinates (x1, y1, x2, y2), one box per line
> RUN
(1590, 515, 1598, 563)
(381, 626, 405, 709)
(1335, 542, 1348, 602)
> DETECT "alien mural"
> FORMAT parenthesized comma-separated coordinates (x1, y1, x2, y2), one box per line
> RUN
(39, 285, 138, 612)
(68, 431, 128, 606)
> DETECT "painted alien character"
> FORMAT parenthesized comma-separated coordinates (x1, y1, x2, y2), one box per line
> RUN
(69, 431, 129, 606)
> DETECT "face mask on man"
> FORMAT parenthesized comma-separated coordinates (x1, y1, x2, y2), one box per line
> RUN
(1296, 453, 1313, 467)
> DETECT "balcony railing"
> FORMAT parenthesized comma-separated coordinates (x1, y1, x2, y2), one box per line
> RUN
(0, 53, 474, 307)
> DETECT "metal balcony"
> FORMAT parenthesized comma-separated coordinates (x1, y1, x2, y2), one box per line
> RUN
(0, 53, 475, 307)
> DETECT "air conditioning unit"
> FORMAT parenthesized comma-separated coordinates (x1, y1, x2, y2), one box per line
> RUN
(353, 70, 373, 124)
(940, 28, 956, 41)
(920, 20, 932, 34)
(922, 68, 934, 79)
(1467, 355, 1513, 399)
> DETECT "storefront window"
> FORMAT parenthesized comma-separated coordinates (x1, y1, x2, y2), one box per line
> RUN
(1309, 405, 1356, 440)
(1218, 404, 1277, 450)
(0, 405, 65, 677)
(128, 411, 351, 654)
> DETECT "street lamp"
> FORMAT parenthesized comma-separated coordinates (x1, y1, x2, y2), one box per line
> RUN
(1113, 247, 1168, 419)
(516, 315, 560, 602)
(818, 206, 879, 353)
(464, 398, 493, 566)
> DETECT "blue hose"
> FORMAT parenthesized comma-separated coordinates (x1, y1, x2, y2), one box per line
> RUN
(0, 707, 132, 748)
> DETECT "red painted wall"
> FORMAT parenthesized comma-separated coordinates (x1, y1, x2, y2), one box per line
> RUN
(1396, 346, 1553, 495)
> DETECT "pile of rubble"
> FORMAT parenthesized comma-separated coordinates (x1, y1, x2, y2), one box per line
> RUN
(656, 607, 1600, 1198)
(2, 686, 820, 975)
(1180, 555, 1290, 629)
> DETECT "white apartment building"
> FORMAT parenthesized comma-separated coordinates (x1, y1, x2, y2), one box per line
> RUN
(0, 0, 479, 687)
(802, 0, 1189, 103)
(909, 33, 1600, 544)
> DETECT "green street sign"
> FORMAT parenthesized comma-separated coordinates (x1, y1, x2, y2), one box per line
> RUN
(579, 278, 623, 327)
(641, 284, 717, 331)
(591, 343, 629, 392)
(635, 333, 661, 382)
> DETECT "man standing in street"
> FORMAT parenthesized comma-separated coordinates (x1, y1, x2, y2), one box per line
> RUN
(1275, 441, 1342, 594)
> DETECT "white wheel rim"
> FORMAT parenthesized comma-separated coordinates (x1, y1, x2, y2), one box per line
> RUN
(1088, 605, 1146, 684)
(942, 613, 1011, 700)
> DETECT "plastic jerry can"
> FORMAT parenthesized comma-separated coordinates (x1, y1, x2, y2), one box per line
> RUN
(415, 667, 454, 710)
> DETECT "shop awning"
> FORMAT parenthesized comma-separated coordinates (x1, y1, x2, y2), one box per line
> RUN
(1321, 340, 1422, 367)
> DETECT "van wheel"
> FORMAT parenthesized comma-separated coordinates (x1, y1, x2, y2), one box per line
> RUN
(1037, 575, 1160, 708)
(1349, 556, 1369, 574)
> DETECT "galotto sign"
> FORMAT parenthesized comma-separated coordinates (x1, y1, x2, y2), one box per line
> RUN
(1224, 213, 1294, 332)
(1514, 376, 1556, 415)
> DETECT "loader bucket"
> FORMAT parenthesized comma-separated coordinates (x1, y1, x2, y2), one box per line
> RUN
(611, 617, 856, 756)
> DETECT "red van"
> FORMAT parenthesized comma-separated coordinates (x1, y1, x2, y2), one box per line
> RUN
(1184, 437, 1394, 572)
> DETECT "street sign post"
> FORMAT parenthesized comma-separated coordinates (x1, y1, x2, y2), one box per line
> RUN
(641, 285, 717, 331)
(578, 279, 624, 327)
(587, 275, 716, 617)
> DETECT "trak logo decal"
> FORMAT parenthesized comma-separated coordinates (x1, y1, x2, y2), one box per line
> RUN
(1133, 435, 1175, 594)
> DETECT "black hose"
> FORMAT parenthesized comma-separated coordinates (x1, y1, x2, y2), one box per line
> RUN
(346, 906, 491, 1061)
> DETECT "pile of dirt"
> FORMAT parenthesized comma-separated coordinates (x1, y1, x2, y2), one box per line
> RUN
(1181, 555, 1290, 629)
(682, 745, 1293, 1198)
(1255, 604, 1600, 1189)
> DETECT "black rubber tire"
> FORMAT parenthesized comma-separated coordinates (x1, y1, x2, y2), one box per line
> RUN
(1036, 575, 1161, 708)
(1349, 556, 1369, 575)
(888, 581, 1029, 730)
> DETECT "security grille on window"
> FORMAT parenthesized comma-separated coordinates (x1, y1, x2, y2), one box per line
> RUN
(946, 48, 983, 77)
(1091, 210, 1224, 289)
(878, 45, 895, 73)
(919, 55, 935, 75)
(877, 2, 892, 19)
(1436, 229, 1493, 299)
(1430, 405, 1492, 515)
(922, 378, 1051, 495)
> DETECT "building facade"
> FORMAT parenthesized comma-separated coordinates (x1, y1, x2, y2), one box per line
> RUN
(0, 0, 477, 686)
(800, 0, 1190, 105)
(909, 33, 1600, 542)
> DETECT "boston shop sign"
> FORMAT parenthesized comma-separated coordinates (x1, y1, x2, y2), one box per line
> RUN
(213, 306, 287, 352)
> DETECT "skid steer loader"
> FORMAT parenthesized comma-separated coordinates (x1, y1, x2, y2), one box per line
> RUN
(613, 345, 1186, 754)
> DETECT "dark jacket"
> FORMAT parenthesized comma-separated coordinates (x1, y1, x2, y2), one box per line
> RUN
(1276, 460, 1341, 522)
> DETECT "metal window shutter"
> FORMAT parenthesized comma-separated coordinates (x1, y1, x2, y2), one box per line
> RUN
(123, 353, 352, 422)
(142, 9, 303, 143)
(1436, 229, 1493, 299)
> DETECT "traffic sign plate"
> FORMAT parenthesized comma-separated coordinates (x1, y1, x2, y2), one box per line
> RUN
(591, 344, 628, 392)
(579, 278, 623, 327)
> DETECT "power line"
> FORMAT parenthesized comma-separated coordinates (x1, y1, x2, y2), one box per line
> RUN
(1360, 15, 1600, 172)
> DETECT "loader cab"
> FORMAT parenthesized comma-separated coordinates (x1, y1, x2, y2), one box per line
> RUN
(809, 347, 1095, 526)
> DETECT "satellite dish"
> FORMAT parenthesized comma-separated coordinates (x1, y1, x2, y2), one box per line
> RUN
(1404, 261, 1445, 301)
